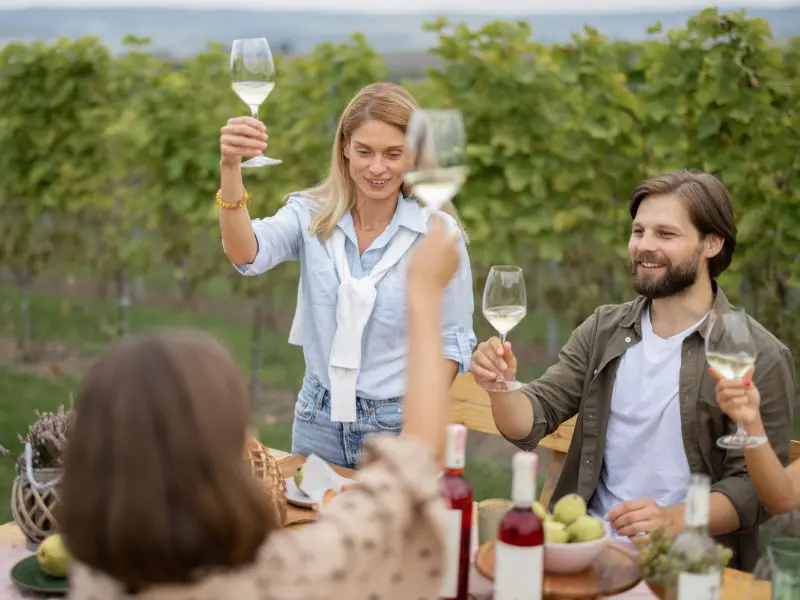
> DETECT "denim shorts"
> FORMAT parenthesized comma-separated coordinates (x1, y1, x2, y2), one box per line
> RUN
(291, 373, 404, 469)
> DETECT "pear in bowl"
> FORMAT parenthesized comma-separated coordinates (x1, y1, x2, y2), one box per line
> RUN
(538, 494, 609, 574)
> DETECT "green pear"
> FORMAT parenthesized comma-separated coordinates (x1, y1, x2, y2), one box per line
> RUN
(543, 520, 569, 544)
(293, 464, 304, 488)
(532, 501, 552, 521)
(566, 515, 606, 543)
(552, 493, 587, 526)
(36, 534, 70, 578)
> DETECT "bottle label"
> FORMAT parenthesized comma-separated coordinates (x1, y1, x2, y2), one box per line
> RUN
(494, 542, 543, 600)
(677, 571, 721, 600)
(439, 509, 462, 597)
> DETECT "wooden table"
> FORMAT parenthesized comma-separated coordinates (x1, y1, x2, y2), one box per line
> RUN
(0, 450, 773, 600)
(275, 453, 355, 527)
(274, 454, 771, 600)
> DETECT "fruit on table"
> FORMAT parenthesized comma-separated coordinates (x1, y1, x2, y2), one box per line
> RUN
(532, 500, 552, 521)
(535, 493, 606, 544)
(293, 465, 304, 488)
(36, 534, 71, 578)
(552, 493, 588, 526)
(635, 527, 733, 589)
(566, 515, 606, 542)
(543, 520, 570, 544)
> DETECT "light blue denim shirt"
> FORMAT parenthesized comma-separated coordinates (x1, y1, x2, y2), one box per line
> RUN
(230, 192, 477, 400)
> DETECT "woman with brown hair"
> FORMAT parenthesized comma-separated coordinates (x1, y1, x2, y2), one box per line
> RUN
(217, 81, 476, 469)
(59, 216, 460, 600)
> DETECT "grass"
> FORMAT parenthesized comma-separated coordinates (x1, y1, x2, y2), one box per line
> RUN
(0, 283, 306, 389)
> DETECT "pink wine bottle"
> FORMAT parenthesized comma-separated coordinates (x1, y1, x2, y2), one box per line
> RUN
(494, 451, 544, 600)
(439, 424, 473, 600)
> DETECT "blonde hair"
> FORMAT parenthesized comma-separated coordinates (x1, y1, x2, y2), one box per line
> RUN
(304, 82, 468, 242)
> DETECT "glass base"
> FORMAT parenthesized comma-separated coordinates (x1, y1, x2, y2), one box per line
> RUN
(242, 155, 282, 168)
(716, 433, 765, 450)
(478, 378, 522, 393)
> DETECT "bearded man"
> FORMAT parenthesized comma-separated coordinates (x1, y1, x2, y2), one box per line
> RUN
(470, 170, 796, 571)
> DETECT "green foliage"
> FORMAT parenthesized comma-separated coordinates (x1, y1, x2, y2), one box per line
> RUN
(423, 9, 800, 348)
(0, 10, 798, 363)
(0, 37, 113, 278)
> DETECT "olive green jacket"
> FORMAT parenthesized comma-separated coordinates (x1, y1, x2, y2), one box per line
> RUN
(508, 284, 796, 571)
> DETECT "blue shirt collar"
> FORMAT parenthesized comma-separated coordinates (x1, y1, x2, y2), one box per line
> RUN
(339, 193, 427, 251)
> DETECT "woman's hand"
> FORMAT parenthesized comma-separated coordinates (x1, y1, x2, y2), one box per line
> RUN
(220, 116, 268, 167)
(710, 368, 764, 433)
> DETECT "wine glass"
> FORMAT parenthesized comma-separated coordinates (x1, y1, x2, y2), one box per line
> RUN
(230, 37, 281, 168)
(480, 266, 526, 393)
(403, 108, 467, 217)
(704, 307, 760, 449)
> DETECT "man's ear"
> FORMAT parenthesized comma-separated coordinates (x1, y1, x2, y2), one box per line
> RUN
(705, 233, 724, 259)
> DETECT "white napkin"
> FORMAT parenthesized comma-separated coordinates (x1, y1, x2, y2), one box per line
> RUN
(296, 454, 353, 506)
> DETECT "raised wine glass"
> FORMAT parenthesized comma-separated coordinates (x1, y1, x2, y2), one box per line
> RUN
(480, 266, 526, 393)
(230, 37, 281, 168)
(403, 108, 467, 217)
(705, 307, 760, 449)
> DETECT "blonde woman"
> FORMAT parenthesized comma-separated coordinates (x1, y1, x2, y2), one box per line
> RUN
(217, 82, 476, 468)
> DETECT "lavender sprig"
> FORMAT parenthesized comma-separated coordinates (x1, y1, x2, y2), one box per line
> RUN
(17, 398, 74, 469)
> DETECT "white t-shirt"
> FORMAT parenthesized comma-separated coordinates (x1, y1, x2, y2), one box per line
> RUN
(589, 308, 707, 539)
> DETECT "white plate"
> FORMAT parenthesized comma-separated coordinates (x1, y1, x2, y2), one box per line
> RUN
(285, 477, 317, 509)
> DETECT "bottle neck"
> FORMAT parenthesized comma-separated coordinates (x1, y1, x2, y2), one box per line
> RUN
(510, 453, 537, 506)
(444, 424, 467, 472)
(684, 475, 711, 530)
(444, 465, 465, 477)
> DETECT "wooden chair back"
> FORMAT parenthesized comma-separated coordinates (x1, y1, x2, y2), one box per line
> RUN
(449, 373, 573, 507)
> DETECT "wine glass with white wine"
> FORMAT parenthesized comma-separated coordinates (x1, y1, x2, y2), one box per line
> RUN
(480, 266, 526, 393)
(403, 108, 467, 217)
(705, 307, 760, 449)
(230, 37, 281, 168)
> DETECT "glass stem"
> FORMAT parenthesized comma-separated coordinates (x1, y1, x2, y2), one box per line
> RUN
(736, 421, 748, 438)
(497, 332, 508, 382)
(250, 104, 260, 120)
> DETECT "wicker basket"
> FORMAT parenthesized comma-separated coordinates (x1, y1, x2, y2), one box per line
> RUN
(245, 437, 288, 526)
(11, 463, 62, 547)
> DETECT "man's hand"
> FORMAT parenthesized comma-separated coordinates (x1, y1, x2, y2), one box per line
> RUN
(606, 498, 684, 538)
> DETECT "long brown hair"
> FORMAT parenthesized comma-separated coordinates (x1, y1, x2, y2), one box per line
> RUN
(57, 330, 278, 590)
(305, 81, 468, 241)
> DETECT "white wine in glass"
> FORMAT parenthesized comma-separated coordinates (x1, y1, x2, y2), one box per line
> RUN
(705, 308, 761, 449)
(480, 266, 526, 393)
(403, 109, 467, 215)
(230, 37, 281, 168)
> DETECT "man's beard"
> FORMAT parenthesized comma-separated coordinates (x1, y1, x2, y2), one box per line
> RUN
(630, 245, 703, 299)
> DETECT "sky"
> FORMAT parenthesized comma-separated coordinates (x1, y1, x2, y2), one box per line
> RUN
(1, 0, 798, 12)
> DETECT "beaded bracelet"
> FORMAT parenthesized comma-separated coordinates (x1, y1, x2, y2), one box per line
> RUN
(215, 188, 250, 209)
